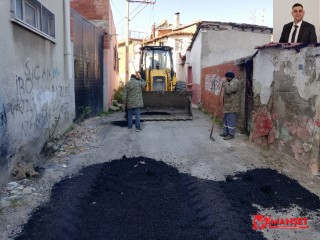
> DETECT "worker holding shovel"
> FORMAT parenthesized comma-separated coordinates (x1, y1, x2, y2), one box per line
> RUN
(219, 71, 240, 140)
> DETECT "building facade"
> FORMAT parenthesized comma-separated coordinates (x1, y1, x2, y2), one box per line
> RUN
(186, 22, 272, 106)
(0, 0, 75, 185)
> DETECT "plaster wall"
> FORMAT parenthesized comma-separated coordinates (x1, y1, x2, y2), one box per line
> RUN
(201, 29, 271, 68)
(252, 49, 276, 105)
(273, 0, 320, 42)
(171, 35, 192, 82)
(188, 32, 203, 86)
(252, 46, 320, 174)
(187, 32, 202, 105)
(0, 0, 74, 185)
(106, 5, 119, 108)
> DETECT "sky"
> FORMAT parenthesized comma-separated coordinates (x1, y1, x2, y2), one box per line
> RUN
(110, 0, 273, 40)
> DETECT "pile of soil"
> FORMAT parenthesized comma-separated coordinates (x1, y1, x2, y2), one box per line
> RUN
(14, 157, 320, 240)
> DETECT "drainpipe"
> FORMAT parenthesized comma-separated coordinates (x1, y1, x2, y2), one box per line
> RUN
(103, 32, 108, 111)
(64, 0, 72, 80)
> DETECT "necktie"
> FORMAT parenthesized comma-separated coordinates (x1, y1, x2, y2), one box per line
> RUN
(291, 25, 298, 43)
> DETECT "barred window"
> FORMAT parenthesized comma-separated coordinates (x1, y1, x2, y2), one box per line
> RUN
(10, 0, 55, 39)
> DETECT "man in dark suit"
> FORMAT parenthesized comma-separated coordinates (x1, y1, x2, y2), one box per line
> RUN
(279, 3, 317, 43)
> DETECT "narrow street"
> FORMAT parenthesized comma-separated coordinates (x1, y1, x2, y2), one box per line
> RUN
(1, 110, 320, 240)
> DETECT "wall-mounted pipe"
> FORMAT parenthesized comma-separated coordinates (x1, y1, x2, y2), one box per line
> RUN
(64, 0, 72, 80)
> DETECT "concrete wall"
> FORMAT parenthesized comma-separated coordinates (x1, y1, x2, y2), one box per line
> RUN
(273, 0, 320, 42)
(201, 29, 271, 68)
(0, 0, 74, 185)
(187, 32, 202, 105)
(251, 46, 320, 174)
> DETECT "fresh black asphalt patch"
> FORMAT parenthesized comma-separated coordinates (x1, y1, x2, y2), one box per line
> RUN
(14, 157, 320, 240)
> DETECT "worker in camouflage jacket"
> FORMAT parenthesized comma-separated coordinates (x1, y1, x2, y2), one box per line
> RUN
(123, 72, 146, 131)
(220, 71, 240, 140)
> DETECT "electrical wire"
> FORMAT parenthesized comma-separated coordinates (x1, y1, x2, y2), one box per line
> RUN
(130, 2, 144, 15)
(111, 0, 155, 39)
(110, 0, 125, 18)
(130, 3, 149, 21)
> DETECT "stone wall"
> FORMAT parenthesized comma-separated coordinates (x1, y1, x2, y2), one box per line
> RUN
(251, 46, 320, 174)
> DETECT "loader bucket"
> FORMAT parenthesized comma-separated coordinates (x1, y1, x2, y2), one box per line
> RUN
(140, 91, 193, 121)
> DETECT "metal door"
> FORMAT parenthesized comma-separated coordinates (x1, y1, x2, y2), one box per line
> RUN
(72, 10, 104, 120)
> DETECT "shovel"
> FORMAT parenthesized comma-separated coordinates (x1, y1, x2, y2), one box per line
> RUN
(210, 109, 217, 141)
(210, 122, 215, 141)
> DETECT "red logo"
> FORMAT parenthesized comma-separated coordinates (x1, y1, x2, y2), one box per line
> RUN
(253, 214, 309, 230)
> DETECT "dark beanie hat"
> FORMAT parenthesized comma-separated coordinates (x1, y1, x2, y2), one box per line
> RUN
(225, 71, 235, 78)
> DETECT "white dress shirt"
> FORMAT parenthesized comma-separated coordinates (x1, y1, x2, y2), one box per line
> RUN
(289, 21, 302, 43)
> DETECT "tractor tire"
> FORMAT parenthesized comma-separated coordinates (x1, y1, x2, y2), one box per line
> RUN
(175, 81, 187, 92)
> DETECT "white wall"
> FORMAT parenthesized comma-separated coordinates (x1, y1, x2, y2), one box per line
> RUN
(253, 49, 277, 105)
(0, 0, 74, 185)
(201, 28, 271, 68)
(171, 35, 192, 81)
(188, 32, 203, 85)
(273, 0, 320, 42)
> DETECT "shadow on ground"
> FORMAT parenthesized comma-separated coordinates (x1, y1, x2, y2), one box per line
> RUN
(14, 157, 320, 240)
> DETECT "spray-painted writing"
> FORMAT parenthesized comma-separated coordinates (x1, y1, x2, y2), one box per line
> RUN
(0, 104, 7, 126)
(205, 74, 222, 95)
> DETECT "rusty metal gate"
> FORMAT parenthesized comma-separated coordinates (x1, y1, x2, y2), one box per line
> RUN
(72, 10, 104, 120)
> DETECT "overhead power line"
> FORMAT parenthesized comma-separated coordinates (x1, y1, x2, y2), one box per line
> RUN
(128, 0, 156, 3)
(124, 0, 156, 83)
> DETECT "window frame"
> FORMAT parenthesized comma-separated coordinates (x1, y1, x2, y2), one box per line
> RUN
(24, 1, 38, 28)
(10, 0, 56, 42)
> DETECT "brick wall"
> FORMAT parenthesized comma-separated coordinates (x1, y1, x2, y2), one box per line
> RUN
(70, 0, 109, 20)
(201, 62, 241, 118)
(71, 0, 111, 50)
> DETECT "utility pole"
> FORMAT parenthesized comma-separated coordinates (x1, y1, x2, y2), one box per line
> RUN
(125, 0, 129, 83)
(125, 0, 155, 82)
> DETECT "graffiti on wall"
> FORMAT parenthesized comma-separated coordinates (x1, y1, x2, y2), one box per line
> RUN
(16, 59, 61, 96)
(205, 74, 223, 95)
(0, 95, 9, 168)
(0, 104, 7, 126)
(1, 58, 72, 138)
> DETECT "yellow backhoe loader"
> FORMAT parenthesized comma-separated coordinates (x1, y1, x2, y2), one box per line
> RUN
(138, 45, 192, 120)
